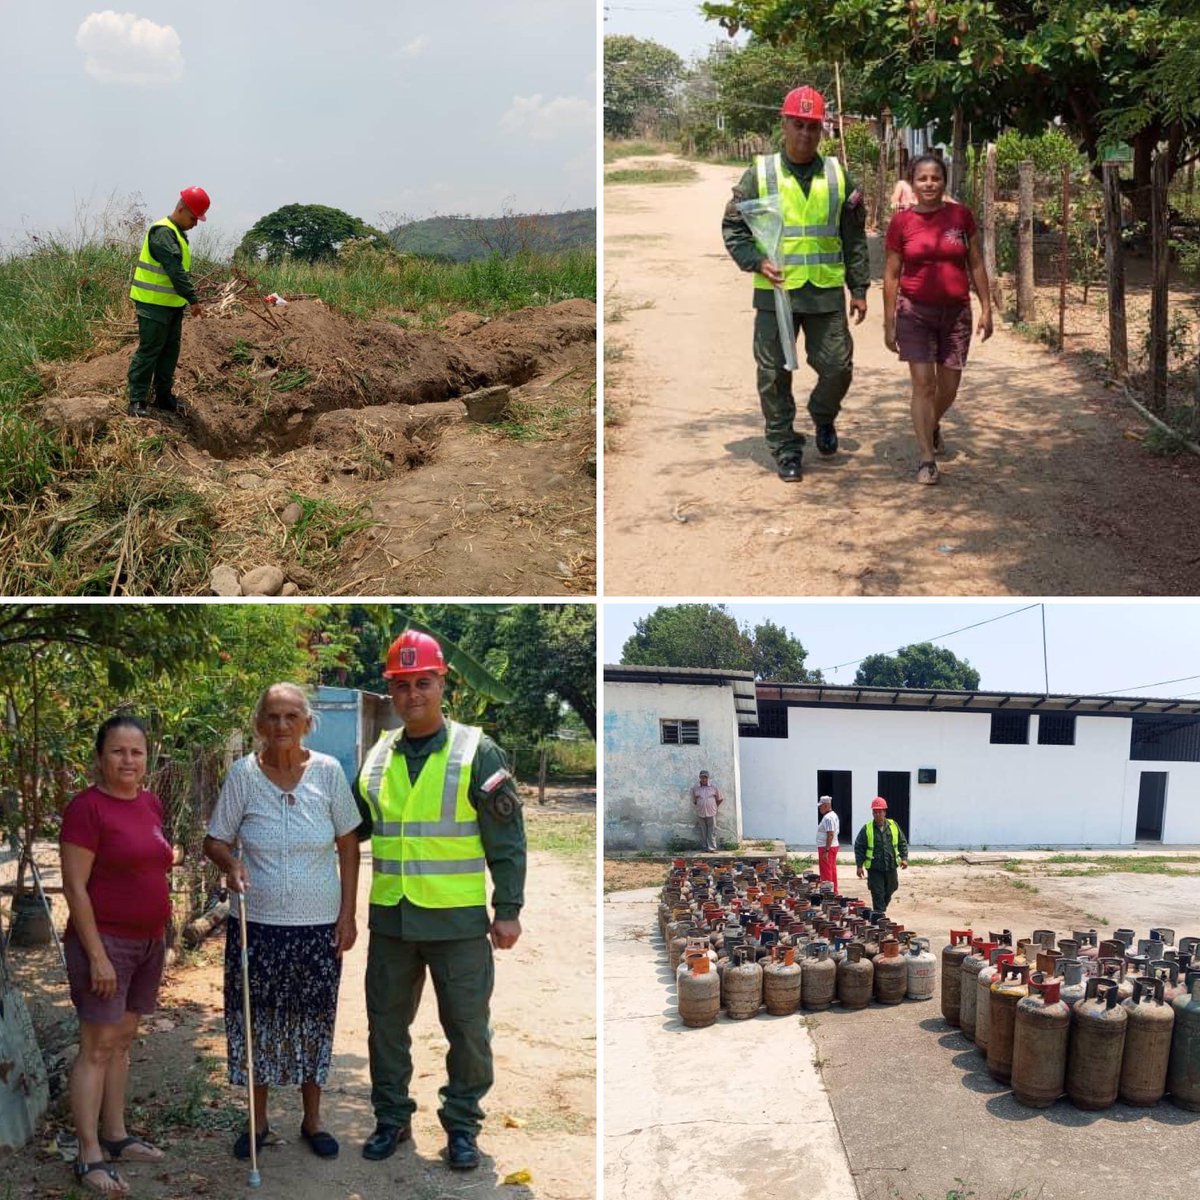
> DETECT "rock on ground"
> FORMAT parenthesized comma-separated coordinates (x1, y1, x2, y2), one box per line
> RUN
(240, 565, 285, 595)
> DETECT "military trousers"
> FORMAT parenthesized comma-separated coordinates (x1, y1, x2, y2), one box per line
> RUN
(127, 307, 184, 405)
(365, 931, 494, 1134)
(753, 306, 853, 462)
(866, 868, 899, 915)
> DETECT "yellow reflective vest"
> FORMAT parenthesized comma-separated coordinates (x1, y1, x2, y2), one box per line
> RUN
(129, 218, 190, 307)
(863, 818, 901, 871)
(752, 153, 847, 292)
(357, 720, 486, 909)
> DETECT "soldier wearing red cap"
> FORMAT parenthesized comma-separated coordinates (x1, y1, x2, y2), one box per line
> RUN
(126, 187, 211, 417)
(354, 630, 525, 1172)
(722, 86, 870, 481)
(854, 797, 909, 913)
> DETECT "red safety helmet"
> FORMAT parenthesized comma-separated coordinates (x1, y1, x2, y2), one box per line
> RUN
(179, 186, 211, 221)
(870, 797, 889, 812)
(780, 86, 826, 121)
(383, 630, 447, 677)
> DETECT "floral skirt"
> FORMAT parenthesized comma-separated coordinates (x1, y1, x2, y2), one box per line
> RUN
(223, 919, 341, 1087)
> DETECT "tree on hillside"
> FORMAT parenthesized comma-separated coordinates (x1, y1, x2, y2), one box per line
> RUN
(236, 204, 390, 264)
(604, 35, 685, 137)
(854, 642, 980, 690)
(621, 604, 819, 680)
(702, 0, 1200, 220)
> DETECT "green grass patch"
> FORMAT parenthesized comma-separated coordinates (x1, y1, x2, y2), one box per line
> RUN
(1035, 853, 1200, 876)
(605, 165, 698, 186)
(144, 1054, 243, 1138)
(284, 493, 374, 570)
(603, 139, 672, 163)
(526, 813, 594, 856)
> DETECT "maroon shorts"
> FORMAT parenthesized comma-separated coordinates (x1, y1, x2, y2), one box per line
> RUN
(895, 295, 973, 368)
(65, 930, 165, 1024)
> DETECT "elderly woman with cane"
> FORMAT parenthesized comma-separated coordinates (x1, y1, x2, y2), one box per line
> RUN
(204, 683, 360, 1164)
(61, 715, 173, 1195)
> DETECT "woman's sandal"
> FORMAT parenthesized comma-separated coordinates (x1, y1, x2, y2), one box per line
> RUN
(917, 461, 940, 485)
(73, 1160, 128, 1195)
(100, 1135, 164, 1162)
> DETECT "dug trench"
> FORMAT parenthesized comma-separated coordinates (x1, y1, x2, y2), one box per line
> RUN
(42, 297, 596, 596)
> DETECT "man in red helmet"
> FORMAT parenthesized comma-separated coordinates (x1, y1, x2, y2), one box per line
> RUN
(354, 630, 525, 1173)
(722, 86, 870, 480)
(853, 797, 909, 913)
(126, 187, 210, 417)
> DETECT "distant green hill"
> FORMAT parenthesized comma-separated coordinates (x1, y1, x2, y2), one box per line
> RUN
(388, 209, 595, 262)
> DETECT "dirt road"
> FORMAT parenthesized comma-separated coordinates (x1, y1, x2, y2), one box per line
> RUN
(604, 156, 1200, 596)
(7, 799, 595, 1200)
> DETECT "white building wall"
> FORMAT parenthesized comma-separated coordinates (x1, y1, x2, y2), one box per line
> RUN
(604, 681, 743, 851)
(742, 707, 1143, 848)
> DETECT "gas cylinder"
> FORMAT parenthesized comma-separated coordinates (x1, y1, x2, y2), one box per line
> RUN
(1150, 959, 1186, 1003)
(906, 937, 937, 1001)
(1011, 974, 1071, 1108)
(975, 950, 1015, 1053)
(941, 929, 974, 1026)
(1074, 929, 1099, 961)
(724, 946, 764, 1020)
(1113, 927, 1136, 949)
(801, 941, 837, 1012)
(873, 938, 907, 1005)
(1053, 958, 1088, 1014)
(986, 963, 1030, 1083)
(670, 924, 706, 971)
(1151, 927, 1175, 948)
(1119, 978, 1175, 1106)
(1179, 936, 1200, 959)
(1034, 947, 1062, 978)
(675, 940, 715, 988)
(1097, 939, 1125, 961)
(1167, 970, 1200, 1110)
(1114, 955, 1147, 1000)
(1056, 939, 1079, 962)
(763, 945, 803, 1015)
(861, 927, 881, 961)
(678, 953, 721, 1028)
(959, 939, 999, 1039)
(1066, 977, 1128, 1111)
(837, 942, 874, 1009)
(1030, 929, 1056, 951)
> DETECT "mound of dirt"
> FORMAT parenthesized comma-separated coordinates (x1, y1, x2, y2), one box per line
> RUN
(52, 298, 595, 459)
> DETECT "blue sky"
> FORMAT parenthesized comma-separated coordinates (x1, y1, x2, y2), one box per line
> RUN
(603, 602, 1200, 699)
(0, 2, 596, 254)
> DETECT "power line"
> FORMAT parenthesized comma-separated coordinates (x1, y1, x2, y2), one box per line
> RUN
(1089, 672, 1200, 697)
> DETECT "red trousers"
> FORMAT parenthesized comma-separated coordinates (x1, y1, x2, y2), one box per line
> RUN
(818, 845, 839, 892)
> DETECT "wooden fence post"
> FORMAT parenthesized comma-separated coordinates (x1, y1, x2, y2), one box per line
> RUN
(1058, 165, 1071, 351)
(1150, 153, 1170, 411)
(1103, 162, 1128, 380)
(984, 142, 999, 313)
(1018, 160, 1036, 322)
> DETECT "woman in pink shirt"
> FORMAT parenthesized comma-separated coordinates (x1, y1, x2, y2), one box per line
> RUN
(60, 715, 173, 1195)
(883, 154, 993, 485)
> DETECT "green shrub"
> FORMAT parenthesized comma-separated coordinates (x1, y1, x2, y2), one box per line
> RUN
(995, 128, 1084, 187)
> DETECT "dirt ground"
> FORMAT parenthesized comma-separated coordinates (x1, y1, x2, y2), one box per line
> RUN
(612, 851, 1200, 1199)
(1, 791, 595, 1200)
(603, 155, 1200, 596)
(46, 298, 596, 596)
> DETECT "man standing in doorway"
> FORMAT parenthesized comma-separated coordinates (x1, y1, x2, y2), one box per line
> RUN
(854, 797, 909, 913)
(722, 86, 870, 481)
(691, 770, 722, 853)
(816, 795, 840, 892)
(356, 630, 526, 1171)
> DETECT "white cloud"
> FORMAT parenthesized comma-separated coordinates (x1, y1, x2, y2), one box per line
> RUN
(394, 34, 430, 59)
(499, 94, 594, 142)
(76, 11, 184, 86)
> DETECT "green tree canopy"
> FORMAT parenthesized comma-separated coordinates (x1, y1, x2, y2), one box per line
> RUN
(854, 642, 981, 690)
(236, 203, 390, 264)
(604, 35, 685, 136)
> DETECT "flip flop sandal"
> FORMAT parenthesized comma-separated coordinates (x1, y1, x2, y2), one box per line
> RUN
(74, 1160, 128, 1195)
(916, 461, 940, 485)
(101, 1135, 164, 1162)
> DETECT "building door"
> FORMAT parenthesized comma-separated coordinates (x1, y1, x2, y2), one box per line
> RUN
(816, 771, 852, 844)
(876, 771, 911, 839)
(1136, 772, 1167, 841)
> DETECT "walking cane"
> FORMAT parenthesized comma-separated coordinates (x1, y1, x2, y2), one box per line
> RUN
(238, 889, 262, 1188)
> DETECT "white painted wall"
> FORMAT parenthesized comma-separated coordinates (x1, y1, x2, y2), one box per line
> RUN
(741, 706, 1153, 848)
(604, 681, 743, 851)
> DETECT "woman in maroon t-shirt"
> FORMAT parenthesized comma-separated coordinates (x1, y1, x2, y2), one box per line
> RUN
(883, 154, 993, 484)
(61, 715, 173, 1195)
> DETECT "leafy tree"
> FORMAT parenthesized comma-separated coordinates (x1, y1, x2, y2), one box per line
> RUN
(604, 35, 685, 137)
(236, 203, 390, 264)
(751, 618, 813, 681)
(702, 0, 1200, 220)
(854, 642, 981, 690)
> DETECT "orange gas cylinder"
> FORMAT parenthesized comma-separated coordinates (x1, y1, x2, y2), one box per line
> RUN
(678, 953, 721, 1028)
(1119, 977, 1174, 1106)
(837, 942, 874, 1009)
(1011, 973, 1071, 1108)
(873, 938, 907, 1005)
(940, 929, 974, 1026)
(986, 962, 1030, 1083)
(1066, 977, 1128, 1111)
(763, 945, 803, 1015)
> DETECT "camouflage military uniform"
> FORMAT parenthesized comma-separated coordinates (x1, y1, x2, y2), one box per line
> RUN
(722, 153, 871, 464)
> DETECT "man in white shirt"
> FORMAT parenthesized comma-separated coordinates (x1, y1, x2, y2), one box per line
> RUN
(817, 795, 840, 892)
(690, 771, 722, 853)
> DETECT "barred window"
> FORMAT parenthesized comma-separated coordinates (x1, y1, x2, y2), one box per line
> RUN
(1037, 714, 1076, 746)
(661, 719, 700, 745)
(990, 711, 1029, 745)
(739, 702, 788, 738)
